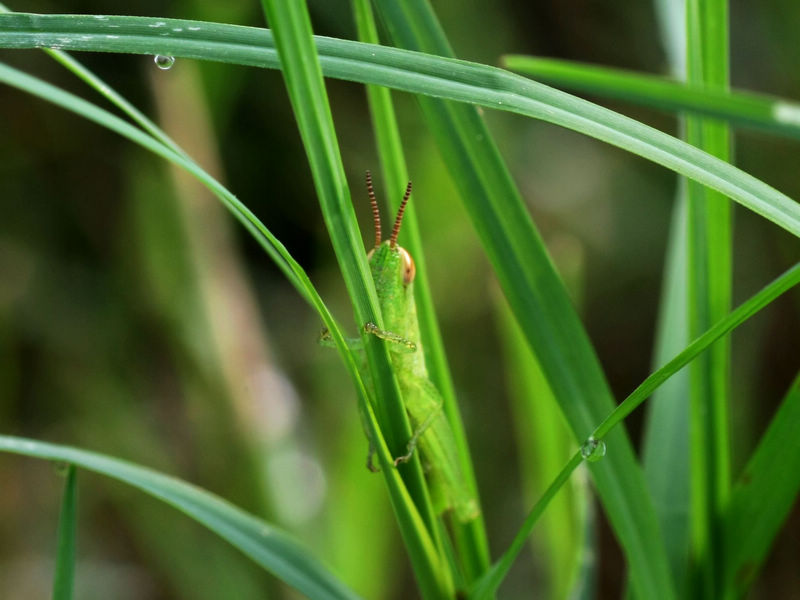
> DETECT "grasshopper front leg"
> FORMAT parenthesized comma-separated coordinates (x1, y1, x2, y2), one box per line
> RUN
(364, 322, 417, 351)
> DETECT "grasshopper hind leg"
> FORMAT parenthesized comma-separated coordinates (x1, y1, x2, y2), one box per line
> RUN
(393, 383, 444, 466)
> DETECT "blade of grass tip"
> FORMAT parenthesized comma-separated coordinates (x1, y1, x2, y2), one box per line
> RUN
(685, 1, 732, 596)
(52, 464, 78, 600)
(351, 0, 490, 582)
(2, 16, 800, 238)
(370, 2, 675, 598)
(723, 372, 800, 593)
(258, 2, 452, 598)
(473, 262, 800, 598)
(501, 56, 800, 141)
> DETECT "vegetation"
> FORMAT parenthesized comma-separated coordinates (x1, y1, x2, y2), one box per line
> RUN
(0, 1, 798, 598)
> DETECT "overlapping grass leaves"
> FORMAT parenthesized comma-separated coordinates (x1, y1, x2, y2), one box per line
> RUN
(0, 14, 798, 237)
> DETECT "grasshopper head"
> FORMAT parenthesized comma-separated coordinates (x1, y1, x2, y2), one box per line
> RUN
(365, 171, 416, 286)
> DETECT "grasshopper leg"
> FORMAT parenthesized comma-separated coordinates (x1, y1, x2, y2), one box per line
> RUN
(364, 322, 417, 352)
(393, 394, 443, 466)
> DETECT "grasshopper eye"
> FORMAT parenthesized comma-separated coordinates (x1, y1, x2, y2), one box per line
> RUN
(399, 247, 416, 285)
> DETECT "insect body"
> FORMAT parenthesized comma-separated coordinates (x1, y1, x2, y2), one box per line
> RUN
(363, 171, 479, 523)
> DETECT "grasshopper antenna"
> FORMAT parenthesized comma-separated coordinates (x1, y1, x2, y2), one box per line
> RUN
(390, 181, 412, 248)
(366, 170, 382, 248)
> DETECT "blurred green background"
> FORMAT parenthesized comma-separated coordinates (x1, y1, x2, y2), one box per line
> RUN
(1, 0, 798, 598)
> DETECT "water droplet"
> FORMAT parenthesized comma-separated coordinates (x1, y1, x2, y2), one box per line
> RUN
(153, 55, 175, 70)
(52, 461, 71, 476)
(580, 436, 606, 462)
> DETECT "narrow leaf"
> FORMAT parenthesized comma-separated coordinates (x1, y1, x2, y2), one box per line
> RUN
(0, 437, 361, 600)
(52, 465, 78, 600)
(502, 55, 800, 141)
(724, 373, 800, 592)
(474, 262, 800, 598)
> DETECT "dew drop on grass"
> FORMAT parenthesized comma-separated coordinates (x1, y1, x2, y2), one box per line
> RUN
(580, 436, 606, 462)
(51, 460, 71, 477)
(153, 55, 175, 70)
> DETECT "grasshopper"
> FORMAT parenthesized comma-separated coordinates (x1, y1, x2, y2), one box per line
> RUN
(359, 170, 479, 523)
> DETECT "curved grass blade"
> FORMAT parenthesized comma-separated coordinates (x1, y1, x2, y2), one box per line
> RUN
(724, 373, 800, 594)
(471, 262, 800, 598)
(502, 55, 800, 140)
(52, 465, 77, 600)
(352, 0, 490, 583)
(591, 264, 800, 441)
(0, 436, 361, 600)
(0, 56, 446, 600)
(0, 14, 798, 238)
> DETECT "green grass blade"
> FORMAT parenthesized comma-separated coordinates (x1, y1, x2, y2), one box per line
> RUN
(591, 264, 800, 440)
(258, 2, 451, 597)
(640, 191, 691, 593)
(502, 56, 800, 140)
(473, 262, 800, 598)
(685, 1, 732, 595)
(639, 1, 690, 592)
(52, 465, 78, 600)
(1, 14, 800, 238)
(370, 2, 674, 598)
(496, 298, 584, 598)
(723, 373, 800, 593)
(470, 452, 585, 600)
(352, 0, 490, 583)
(0, 437, 361, 600)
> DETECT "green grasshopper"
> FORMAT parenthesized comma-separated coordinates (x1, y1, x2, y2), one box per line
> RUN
(358, 170, 479, 523)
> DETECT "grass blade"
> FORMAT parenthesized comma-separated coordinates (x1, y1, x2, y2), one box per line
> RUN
(472, 262, 800, 598)
(496, 297, 585, 598)
(52, 465, 78, 600)
(640, 191, 691, 593)
(352, 0, 490, 583)
(684, 1, 732, 595)
(502, 56, 800, 140)
(639, 2, 691, 593)
(257, 2, 451, 597)
(723, 373, 800, 593)
(0, 15, 799, 238)
(0, 437, 361, 600)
